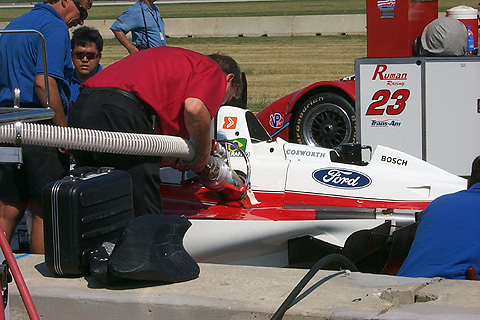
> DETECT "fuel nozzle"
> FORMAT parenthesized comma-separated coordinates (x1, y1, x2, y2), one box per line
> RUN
(195, 141, 248, 202)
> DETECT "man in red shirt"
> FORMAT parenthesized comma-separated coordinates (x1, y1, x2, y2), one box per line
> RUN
(69, 47, 242, 217)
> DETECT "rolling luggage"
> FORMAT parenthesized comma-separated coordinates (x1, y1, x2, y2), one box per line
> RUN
(43, 167, 134, 276)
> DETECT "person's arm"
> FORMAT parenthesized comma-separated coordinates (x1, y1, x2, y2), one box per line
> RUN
(112, 30, 139, 55)
(34, 74, 67, 127)
(182, 97, 213, 172)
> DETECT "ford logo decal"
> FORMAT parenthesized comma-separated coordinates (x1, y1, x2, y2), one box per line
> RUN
(313, 168, 372, 189)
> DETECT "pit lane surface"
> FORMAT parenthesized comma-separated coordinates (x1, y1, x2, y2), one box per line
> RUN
(9, 254, 480, 320)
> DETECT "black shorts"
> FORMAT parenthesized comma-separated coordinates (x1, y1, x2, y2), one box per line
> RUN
(69, 87, 162, 218)
(0, 144, 69, 204)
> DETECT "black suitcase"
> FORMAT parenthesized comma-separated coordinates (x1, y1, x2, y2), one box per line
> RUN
(43, 167, 134, 276)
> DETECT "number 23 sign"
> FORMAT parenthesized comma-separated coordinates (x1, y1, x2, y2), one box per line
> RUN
(359, 62, 422, 121)
(357, 61, 423, 156)
(366, 88, 410, 115)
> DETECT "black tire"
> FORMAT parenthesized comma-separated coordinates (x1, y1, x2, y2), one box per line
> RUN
(290, 92, 356, 148)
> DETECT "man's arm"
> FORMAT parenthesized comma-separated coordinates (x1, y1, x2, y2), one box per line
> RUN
(34, 74, 67, 127)
(183, 97, 213, 172)
(112, 30, 139, 55)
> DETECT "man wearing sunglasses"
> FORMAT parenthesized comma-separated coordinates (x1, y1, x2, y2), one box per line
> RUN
(70, 26, 103, 102)
(0, 0, 92, 254)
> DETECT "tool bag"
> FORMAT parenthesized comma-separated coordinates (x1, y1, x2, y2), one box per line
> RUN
(89, 214, 200, 286)
(43, 167, 134, 276)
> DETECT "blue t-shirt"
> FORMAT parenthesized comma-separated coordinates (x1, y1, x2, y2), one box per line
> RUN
(110, 0, 166, 48)
(397, 183, 480, 279)
(69, 64, 103, 103)
(0, 3, 73, 108)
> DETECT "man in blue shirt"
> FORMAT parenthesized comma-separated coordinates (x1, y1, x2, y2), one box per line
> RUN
(0, 0, 92, 253)
(397, 155, 480, 279)
(110, 0, 166, 55)
(70, 26, 103, 102)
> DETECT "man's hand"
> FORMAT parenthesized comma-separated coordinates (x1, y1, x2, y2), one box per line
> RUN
(160, 157, 208, 173)
(112, 30, 139, 55)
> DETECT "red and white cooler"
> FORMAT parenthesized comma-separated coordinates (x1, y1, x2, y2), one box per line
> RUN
(446, 5, 479, 49)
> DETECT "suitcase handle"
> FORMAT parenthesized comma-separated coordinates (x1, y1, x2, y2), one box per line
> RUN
(68, 166, 114, 179)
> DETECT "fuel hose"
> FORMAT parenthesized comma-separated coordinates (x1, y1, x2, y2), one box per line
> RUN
(0, 122, 196, 161)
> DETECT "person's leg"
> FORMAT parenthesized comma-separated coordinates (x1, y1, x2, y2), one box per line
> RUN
(0, 161, 28, 242)
(0, 200, 27, 241)
(28, 201, 44, 254)
(127, 161, 162, 217)
(23, 144, 69, 254)
(70, 88, 162, 217)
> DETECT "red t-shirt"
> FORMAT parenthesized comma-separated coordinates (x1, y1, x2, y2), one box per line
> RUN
(82, 47, 226, 138)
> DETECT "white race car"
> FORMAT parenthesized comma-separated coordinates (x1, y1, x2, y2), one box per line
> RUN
(159, 106, 466, 273)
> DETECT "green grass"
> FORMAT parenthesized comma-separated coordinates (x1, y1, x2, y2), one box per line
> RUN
(156, 36, 366, 111)
(101, 35, 366, 112)
(0, 0, 365, 21)
(0, 0, 477, 21)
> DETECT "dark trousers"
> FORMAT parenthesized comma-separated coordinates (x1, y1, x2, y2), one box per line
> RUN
(0, 117, 69, 203)
(69, 87, 162, 218)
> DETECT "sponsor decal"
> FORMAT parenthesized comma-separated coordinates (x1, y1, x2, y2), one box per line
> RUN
(269, 113, 284, 129)
(313, 168, 372, 189)
(227, 138, 247, 152)
(229, 150, 251, 157)
(286, 149, 326, 158)
(370, 119, 401, 127)
(223, 116, 237, 129)
(381, 155, 408, 166)
(386, 81, 405, 87)
(227, 138, 250, 157)
(377, 0, 395, 8)
(372, 65, 406, 81)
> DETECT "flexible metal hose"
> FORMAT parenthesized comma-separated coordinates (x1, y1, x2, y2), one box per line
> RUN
(0, 122, 196, 161)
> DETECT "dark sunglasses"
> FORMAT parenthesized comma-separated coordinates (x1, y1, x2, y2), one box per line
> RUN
(72, 0, 88, 20)
(73, 51, 98, 60)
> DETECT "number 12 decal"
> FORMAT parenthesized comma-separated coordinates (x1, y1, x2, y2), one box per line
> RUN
(366, 89, 410, 116)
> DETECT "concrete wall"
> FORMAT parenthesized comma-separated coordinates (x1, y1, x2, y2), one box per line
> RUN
(0, 12, 450, 39)
(0, 14, 367, 39)
(161, 14, 367, 38)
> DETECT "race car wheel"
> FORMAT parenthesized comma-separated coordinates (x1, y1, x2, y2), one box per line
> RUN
(291, 92, 355, 148)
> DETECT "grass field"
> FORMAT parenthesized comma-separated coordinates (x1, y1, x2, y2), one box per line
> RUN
(0, 0, 477, 21)
(0, 0, 366, 21)
(101, 36, 367, 112)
